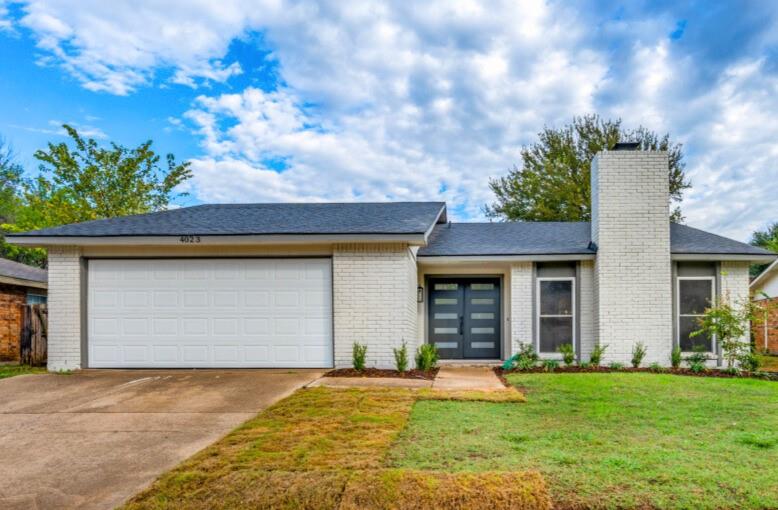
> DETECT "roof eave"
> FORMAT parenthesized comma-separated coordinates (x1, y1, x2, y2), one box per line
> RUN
(672, 253, 777, 263)
(417, 253, 596, 263)
(0, 275, 47, 289)
(5, 233, 430, 247)
(751, 258, 778, 288)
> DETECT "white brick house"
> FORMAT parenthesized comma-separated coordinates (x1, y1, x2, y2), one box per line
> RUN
(9, 148, 776, 371)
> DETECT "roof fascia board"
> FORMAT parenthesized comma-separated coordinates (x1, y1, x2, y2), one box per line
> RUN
(418, 254, 595, 264)
(421, 204, 448, 245)
(6, 233, 429, 247)
(750, 258, 778, 288)
(0, 275, 47, 289)
(672, 253, 776, 263)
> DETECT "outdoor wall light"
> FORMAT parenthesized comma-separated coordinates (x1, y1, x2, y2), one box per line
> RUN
(417, 286, 424, 303)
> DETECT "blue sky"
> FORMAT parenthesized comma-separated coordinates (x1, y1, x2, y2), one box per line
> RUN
(1, 0, 776, 240)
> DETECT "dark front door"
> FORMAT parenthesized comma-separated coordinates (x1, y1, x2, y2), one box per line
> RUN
(428, 278, 501, 359)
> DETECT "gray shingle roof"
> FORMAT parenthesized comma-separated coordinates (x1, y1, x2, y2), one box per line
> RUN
(669, 223, 774, 256)
(419, 222, 595, 256)
(0, 258, 47, 283)
(418, 222, 776, 257)
(10, 202, 447, 237)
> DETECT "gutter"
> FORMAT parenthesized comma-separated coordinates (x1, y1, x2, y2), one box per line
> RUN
(0, 275, 47, 289)
(5, 232, 430, 247)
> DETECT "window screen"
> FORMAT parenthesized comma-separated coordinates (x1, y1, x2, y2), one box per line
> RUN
(678, 278, 713, 351)
(538, 279, 574, 353)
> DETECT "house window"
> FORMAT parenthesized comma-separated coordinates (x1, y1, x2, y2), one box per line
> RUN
(26, 293, 47, 305)
(677, 277, 714, 352)
(537, 277, 575, 353)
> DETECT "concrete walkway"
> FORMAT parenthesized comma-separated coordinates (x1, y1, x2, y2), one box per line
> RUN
(310, 366, 506, 391)
(432, 366, 506, 391)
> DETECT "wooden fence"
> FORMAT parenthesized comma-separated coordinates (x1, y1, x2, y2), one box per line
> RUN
(20, 304, 47, 366)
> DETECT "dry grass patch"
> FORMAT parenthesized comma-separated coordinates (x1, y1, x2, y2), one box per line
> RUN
(340, 469, 550, 510)
(123, 386, 536, 510)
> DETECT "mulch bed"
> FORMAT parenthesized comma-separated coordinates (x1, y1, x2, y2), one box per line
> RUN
(325, 367, 439, 380)
(495, 366, 778, 381)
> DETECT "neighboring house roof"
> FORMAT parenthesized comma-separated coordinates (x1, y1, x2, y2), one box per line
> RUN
(8, 202, 448, 238)
(418, 221, 776, 258)
(0, 258, 47, 289)
(751, 259, 778, 290)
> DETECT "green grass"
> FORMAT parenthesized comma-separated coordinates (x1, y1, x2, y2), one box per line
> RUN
(0, 364, 46, 379)
(389, 373, 778, 509)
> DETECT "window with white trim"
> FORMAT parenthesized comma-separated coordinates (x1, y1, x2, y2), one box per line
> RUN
(537, 277, 575, 353)
(677, 276, 715, 352)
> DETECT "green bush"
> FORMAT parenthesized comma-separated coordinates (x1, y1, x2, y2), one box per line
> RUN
(649, 362, 665, 373)
(505, 343, 539, 371)
(671, 346, 682, 369)
(590, 344, 607, 366)
(393, 341, 409, 372)
(558, 343, 575, 366)
(579, 361, 591, 369)
(352, 342, 368, 371)
(415, 344, 439, 371)
(738, 351, 760, 372)
(542, 359, 559, 372)
(631, 342, 647, 368)
(608, 362, 624, 370)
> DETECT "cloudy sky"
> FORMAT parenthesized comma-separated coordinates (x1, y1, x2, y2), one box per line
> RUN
(1, 0, 776, 241)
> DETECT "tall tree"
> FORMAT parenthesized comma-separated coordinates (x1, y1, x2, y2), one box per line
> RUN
(3, 125, 193, 267)
(0, 138, 44, 266)
(485, 115, 690, 222)
(750, 221, 778, 278)
(17, 124, 192, 230)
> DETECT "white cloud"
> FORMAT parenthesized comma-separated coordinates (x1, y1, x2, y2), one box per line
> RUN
(14, 119, 108, 139)
(10, 0, 778, 240)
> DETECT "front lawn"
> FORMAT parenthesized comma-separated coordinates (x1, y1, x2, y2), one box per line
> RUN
(0, 364, 46, 379)
(123, 387, 544, 510)
(389, 373, 778, 509)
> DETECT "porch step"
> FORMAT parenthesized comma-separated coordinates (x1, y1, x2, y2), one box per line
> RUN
(432, 366, 505, 391)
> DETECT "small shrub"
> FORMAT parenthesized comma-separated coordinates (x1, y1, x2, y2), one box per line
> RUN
(558, 343, 575, 366)
(631, 342, 647, 368)
(649, 362, 665, 373)
(608, 362, 624, 370)
(670, 346, 682, 369)
(590, 344, 607, 366)
(723, 366, 741, 376)
(738, 351, 760, 372)
(685, 347, 709, 373)
(415, 343, 439, 371)
(542, 359, 559, 372)
(579, 361, 591, 369)
(352, 342, 368, 371)
(516, 355, 537, 371)
(393, 341, 409, 372)
(508, 343, 539, 371)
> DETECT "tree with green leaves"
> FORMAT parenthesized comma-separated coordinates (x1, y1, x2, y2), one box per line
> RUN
(2, 125, 193, 267)
(749, 222, 778, 278)
(485, 115, 690, 222)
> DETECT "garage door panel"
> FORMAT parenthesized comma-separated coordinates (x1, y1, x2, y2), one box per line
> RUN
(88, 258, 333, 368)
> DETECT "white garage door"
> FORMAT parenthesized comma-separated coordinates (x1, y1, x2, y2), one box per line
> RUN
(87, 258, 333, 368)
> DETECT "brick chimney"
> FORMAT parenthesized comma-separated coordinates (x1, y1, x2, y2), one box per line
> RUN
(591, 147, 672, 364)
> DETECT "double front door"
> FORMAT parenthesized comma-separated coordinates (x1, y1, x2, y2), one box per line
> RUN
(428, 278, 501, 359)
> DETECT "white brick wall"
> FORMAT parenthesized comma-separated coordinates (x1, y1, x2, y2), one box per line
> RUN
(332, 243, 418, 368)
(720, 261, 751, 348)
(591, 151, 673, 365)
(510, 263, 533, 355)
(579, 260, 596, 361)
(47, 246, 82, 372)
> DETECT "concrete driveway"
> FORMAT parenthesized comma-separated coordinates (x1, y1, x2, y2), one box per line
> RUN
(0, 369, 324, 510)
